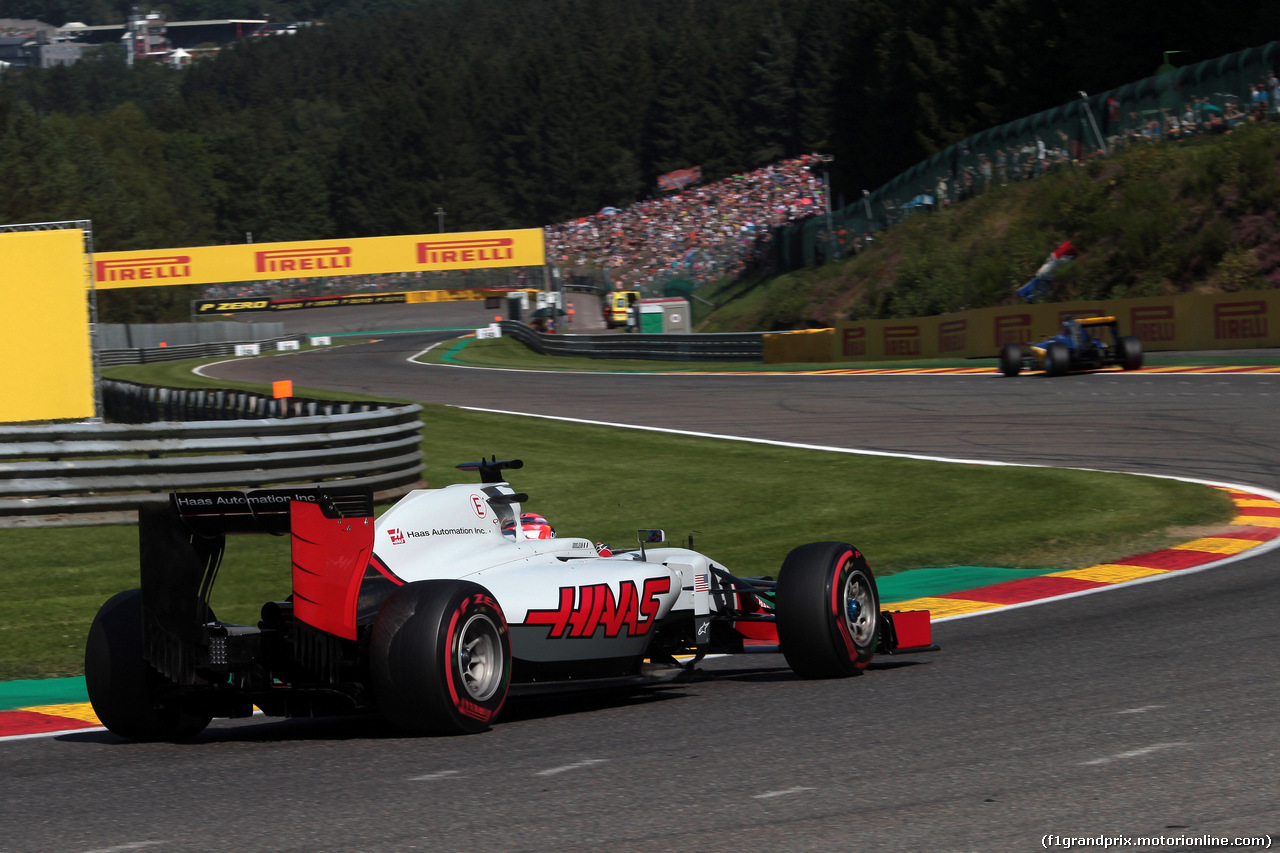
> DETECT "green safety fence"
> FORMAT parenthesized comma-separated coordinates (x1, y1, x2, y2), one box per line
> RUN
(777, 39, 1280, 272)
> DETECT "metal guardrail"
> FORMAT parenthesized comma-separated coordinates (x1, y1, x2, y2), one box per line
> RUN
(97, 321, 287, 350)
(96, 337, 298, 367)
(498, 321, 764, 361)
(1, 386, 424, 525)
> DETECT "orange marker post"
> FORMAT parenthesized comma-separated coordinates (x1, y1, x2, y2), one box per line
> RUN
(272, 380, 293, 399)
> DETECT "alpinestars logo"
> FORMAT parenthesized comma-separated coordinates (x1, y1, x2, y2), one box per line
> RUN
(524, 578, 671, 639)
(388, 528, 405, 545)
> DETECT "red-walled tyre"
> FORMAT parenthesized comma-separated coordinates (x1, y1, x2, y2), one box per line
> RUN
(84, 589, 211, 741)
(371, 580, 511, 735)
(775, 542, 880, 679)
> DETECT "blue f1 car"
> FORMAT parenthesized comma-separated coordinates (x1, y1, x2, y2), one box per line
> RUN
(999, 315, 1143, 377)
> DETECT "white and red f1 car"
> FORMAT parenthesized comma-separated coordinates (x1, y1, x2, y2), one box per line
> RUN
(86, 458, 936, 740)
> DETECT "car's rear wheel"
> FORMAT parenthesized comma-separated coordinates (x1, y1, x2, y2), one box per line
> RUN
(999, 343, 1023, 376)
(371, 580, 511, 735)
(1117, 335, 1144, 371)
(775, 542, 880, 679)
(85, 589, 211, 741)
(1045, 341, 1071, 376)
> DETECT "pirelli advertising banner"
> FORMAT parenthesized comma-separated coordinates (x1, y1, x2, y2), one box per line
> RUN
(829, 290, 1280, 362)
(93, 228, 546, 290)
(0, 229, 96, 422)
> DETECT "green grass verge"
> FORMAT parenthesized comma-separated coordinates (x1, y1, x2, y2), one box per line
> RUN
(1, 356, 1235, 680)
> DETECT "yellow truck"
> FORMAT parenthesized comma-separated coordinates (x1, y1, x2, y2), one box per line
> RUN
(603, 291, 640, 329)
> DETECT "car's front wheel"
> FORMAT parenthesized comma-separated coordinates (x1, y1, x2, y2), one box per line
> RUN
(1045, 341, 1071, 376)
(370, 580, 511, 735)
(1117, 335, 1144, 371)
(999, 343, 1023, 376)
(775, 542, 880, 678)
(84, 589, 211, 741)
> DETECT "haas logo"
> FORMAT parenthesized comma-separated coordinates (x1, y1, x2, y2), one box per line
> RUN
(525, 578, 671, 639)
(388, 528, 405, 546)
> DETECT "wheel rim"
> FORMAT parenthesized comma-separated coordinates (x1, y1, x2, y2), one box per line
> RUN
(842, 571, 876, 648)
(456, 613, 503, 702)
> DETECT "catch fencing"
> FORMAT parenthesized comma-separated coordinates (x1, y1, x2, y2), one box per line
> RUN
(777, 40, 1280, 270)
(96, 321, 286, 350)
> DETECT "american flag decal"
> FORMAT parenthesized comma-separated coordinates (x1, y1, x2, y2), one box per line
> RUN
(693, 574, 709, 592)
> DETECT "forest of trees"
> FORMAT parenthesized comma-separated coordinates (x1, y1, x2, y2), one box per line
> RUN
(2, 0, 1280, 317)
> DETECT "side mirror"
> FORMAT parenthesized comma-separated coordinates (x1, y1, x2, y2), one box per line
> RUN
(636, 529, 664, 561)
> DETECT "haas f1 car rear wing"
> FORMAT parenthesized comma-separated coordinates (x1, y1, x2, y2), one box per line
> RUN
(139, 487, 380, 694)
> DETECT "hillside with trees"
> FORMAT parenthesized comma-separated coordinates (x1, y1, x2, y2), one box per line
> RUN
(700, 122, 1280, 332)
(2, 0, 1280, 323)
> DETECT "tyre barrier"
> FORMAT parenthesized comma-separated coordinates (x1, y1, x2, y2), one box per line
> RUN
(99, 379, 391, 424)
(498, 321, 763, 361)
(0, 385, 424, 525)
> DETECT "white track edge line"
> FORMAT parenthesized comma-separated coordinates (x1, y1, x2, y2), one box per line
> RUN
(0, 725, 108, 742)
(454, 404, 1280, 621)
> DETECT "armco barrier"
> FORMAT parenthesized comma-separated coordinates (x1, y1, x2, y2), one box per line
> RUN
(0, 387, 424, 524)
(499, 321, 763, 361)
(96, 337, 296, 367)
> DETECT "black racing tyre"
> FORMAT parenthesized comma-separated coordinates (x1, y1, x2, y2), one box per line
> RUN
(84, 589, 211, 741)
(1117, 335, 1144, 371)
(775, 542, 880, 679)
(371, 580, 511, 735)
(999, 343, 1023, 377)
(1045, 340, 1071, 376)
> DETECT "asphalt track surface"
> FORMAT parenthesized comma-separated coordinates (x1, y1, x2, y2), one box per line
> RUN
(5, 303, 1279, 853)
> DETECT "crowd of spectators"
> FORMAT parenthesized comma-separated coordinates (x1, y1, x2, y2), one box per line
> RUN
(200, 157, 826, 301)
(543, 155, 827, 291)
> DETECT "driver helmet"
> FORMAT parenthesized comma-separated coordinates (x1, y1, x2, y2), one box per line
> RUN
(503, 512, 556, 539)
